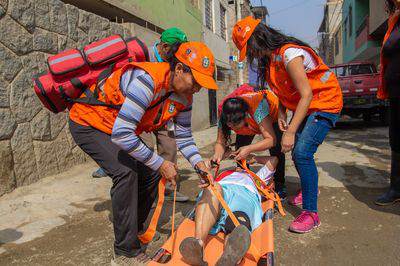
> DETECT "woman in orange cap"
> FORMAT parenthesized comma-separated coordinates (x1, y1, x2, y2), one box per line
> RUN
(68, 42, 217, 265)
(232, 16, 343, 234)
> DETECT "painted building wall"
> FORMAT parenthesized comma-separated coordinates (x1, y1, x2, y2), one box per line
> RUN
(123, 0, 203, 42)
(342, 0, 380, 63)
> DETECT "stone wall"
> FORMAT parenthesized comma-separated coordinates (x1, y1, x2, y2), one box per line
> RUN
(0, 0, 136, 196)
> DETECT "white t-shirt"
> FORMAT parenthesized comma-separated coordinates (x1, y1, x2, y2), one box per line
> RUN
(218, 165, 275, 196)
(283, 48, 318, 72)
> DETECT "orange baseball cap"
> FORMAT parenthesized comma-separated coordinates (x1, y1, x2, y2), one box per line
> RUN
(175, 42, 218, 90)
(232, 16, 261, 61)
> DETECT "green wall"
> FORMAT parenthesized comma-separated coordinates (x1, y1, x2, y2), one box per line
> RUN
(342, 0, 380, 62)
(124, 0, 203, 42)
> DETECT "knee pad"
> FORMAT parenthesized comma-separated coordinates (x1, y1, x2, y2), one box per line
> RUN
(224, 211, 251, 234)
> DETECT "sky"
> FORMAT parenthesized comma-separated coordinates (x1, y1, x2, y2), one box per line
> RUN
(251, 0, 327, 48)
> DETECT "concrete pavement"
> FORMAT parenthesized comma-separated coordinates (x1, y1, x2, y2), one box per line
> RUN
(0, 118, 399, 265)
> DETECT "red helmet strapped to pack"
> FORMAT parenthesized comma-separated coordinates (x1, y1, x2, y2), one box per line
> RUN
(33, 35, 149, 113)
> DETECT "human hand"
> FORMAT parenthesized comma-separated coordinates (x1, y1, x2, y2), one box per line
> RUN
(195, 161, 213, 188)
(207, 153, 223, 168)
(281, 130, 295, 153)
(233, 146, 251, 161)
(159, 160, 177, 187)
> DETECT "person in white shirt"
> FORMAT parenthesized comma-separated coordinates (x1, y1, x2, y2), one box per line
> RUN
(179, 154, 278, 266)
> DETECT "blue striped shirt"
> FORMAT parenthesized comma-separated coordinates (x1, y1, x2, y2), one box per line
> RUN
(111, 68, 203, 170)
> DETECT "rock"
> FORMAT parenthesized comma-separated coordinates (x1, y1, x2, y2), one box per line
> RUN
(48, 0, 67, 35)
(33, 28, 58, 54)
(72, 145, 86, 164)
(34, 0, 50, 31)
(66, 4, 79, 41)
(76, 28, 88, 50)
(0, 15, 33, 55)
(63, 122, 76, 149)
(110, 23, 125, 37)
(10, 123, 39, 186)
(0, 108, 16, 140)
(0, 4, 5, 18)
(0, 43, 23, 82)
(87, 14, 110, 43)
(58, 35, 76, 52)
(30, 109, 51, 140)
(22, 52, 47, 80)
(54, 129, 74, 172)
(49, 111, 66, 139)
(33, 140, 59, 177)
(78, 9, 89, 33)
(9, 0, 35, 33)
(0, 0, 8, 9)
(0, 140, 16, 196)
(10, 70, 42, 123)
(0, 77, 10, 107)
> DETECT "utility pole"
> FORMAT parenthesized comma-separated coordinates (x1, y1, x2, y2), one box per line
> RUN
(237, 0, 244, 85)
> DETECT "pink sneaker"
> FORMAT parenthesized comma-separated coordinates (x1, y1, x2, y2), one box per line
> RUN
(288, 189, 321, 206)
(289, 211, 321, 233)
(288, 189, 303, 206)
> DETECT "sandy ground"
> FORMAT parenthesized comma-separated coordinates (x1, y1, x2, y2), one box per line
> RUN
(0, 117, 399, 266)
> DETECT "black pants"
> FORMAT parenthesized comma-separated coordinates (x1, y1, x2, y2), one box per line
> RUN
(235, 123, 285, 186)
(389, 98, 400, 153)
(69, 120, 160, 257)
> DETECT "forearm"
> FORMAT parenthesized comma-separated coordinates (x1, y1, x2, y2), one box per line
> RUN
(288, 93, 312, 133)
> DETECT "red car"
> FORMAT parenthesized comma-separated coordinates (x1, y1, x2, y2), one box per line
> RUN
(330, 62, 389, 124)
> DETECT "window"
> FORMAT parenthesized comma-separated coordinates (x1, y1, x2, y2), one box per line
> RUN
(334, 27, 341, 56)
(216, 66, 228, 81)
(205, 0, 213, 31)
(349, 6, 353, 37)
(348, 64, 376, 75)
(344, 17, 348, 43)
(220, 4, 227, 40)
(331, 66, 347, 77)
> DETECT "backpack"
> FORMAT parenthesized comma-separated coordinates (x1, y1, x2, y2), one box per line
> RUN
(33, 35, 149, 113)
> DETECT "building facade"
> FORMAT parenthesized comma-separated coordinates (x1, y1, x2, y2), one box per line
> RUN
(318, 0, 343, 65)
(341, 0, 381, 65)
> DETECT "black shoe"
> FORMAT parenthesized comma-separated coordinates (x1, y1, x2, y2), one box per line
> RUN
(375, 189, 400, 206)
(275, 184, 287, 201)
(215, 225, 251, 266)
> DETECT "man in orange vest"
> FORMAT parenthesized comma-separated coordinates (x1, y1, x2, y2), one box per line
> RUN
(68, 42, 217, 265)
(92, 28, 190, 202)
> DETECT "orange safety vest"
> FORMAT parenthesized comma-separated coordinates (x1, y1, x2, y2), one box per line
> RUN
(69, 62, 192, 135)
(232, 91, 279, 136)
(379, 13, 400, 100)
(266, 44, 343, 114)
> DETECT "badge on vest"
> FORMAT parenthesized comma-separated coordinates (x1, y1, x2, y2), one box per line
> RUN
(168, 103, 176, 113)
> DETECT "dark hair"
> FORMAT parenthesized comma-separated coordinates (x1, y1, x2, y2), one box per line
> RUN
(166, 42, 192, 73)
(247, 23, 312, 90)
(386, 0, 396, 14)
(220, 97, 249, 144)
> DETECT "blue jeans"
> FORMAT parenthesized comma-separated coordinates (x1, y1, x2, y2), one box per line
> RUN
(292, 112, 339, 212)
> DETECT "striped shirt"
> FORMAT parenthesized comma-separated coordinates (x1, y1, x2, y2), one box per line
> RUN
(111, 68, 203, 170)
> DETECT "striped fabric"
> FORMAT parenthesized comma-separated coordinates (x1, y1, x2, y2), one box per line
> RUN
(111, 68, 202, 170)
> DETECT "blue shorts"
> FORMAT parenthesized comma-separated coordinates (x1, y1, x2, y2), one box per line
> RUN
(197, 184, 264, 235)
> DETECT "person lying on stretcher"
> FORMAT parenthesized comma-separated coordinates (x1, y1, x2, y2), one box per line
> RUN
(179, 153, 278, 266)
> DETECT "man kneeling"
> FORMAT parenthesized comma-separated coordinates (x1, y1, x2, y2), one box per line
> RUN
(179, 155, 278, 266)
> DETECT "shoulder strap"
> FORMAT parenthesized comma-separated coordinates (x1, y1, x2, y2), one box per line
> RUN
(147, 91, 173, 110)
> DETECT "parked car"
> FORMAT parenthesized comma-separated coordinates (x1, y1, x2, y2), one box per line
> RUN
(330, 62, 389, 125)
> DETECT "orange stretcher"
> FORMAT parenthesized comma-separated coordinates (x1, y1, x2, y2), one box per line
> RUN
(140, 160, 284, 266)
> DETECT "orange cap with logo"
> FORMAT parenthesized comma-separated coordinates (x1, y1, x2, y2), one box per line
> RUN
(232, 16, 261, 61)
(175, 42, 218, 90)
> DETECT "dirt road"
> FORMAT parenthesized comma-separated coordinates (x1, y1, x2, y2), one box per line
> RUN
(0, 119, 399, 266)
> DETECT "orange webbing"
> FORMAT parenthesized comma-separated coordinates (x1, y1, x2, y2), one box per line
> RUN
(138, 177, 167, 244)
(205, 173, 262, 262)
(171, 186, 177, 255)
(237, 160, 286, 216)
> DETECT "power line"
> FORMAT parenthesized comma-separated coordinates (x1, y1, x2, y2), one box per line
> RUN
(269, 0, 319, 16)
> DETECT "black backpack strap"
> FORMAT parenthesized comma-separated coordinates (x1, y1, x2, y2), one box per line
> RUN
(147, 91, 173, 111)
(68, 78, 121, 110)
(94, 63, 115, 98)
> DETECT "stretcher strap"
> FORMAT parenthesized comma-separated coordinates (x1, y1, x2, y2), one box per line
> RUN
(237, 160, 285, 216)
(205, 174, 261, 262)
(138, 177, 167, 244)
(171, 185, 177, 255)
